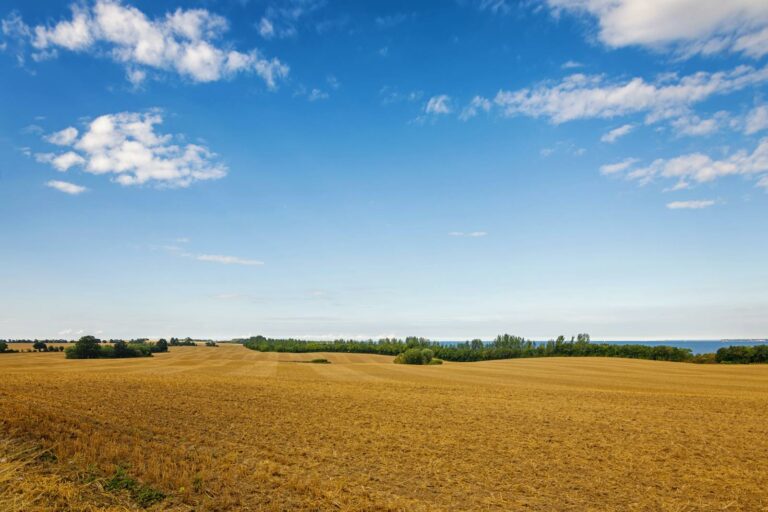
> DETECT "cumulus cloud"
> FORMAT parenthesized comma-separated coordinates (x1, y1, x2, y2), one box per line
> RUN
(35, 111, 227, 188)
(666, 200, 716, 210)
(611, 138, 768, 191)
(600, 123, 634, 143)
(547, 0, 768, 58)
(425, 95, 452, 115)
(3, 1, 288, 87)
(745, 105, 768, 134)
(493, 65, 768, 124)
(459, 96, 492, 121)
(46, 179, 87, 195)
(45, 127, 79, 146)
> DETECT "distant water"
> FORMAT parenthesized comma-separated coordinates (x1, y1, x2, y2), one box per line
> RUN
(439, 340, 767, 355)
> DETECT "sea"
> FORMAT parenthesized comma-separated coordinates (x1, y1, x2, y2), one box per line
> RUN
(439, 340, 768, 355)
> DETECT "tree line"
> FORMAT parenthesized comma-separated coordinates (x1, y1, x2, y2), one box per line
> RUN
(64, 336, 169, 359)
(241, 334, 703, 363)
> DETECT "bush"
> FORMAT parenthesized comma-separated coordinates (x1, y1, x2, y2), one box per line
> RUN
(205, 341, 218, 347)
(394, 348, 441, 365)
(0, 341, 8, 353)
(151, 339, 169, 353)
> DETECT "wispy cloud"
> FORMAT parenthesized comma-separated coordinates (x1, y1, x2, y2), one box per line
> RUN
(493, 65, 768, 124)
(46, 179, 87, 195)
(599, 157, 639, 175)
(449, 231, 488, 237)
(600, 123, 634, 143)
(666, 200, 716, 210)
(425, 95, 452, 115)
(195, 254, 264, 266)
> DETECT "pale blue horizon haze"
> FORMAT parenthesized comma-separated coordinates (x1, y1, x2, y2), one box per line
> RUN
(1, 0, 767, 341)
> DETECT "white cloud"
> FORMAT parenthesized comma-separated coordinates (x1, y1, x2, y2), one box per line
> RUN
(459, 96, 492, 121)
(669, 113, 725, 136)
(45, 127, 79, 146)
(379, 86, 422, 105)
(36, 111, 227, 188)
(256, 0, 325, 40)
(666, 200, 716, 210)
(257, 17, 275, 39)
(745, 105, 768, 134)
(6, 1, 288, 87)
(308, 88, 329, 101)
(599, 157, 639, 175)
(449, 231, 488, 237)
(622, 138, 768, 190)
(425, 95, 452, 115)
(196, 254, 263, 266)
(547, 0, 768, 58)
(600, 123, 634, 143)
(493, 65, 768, 124)
(561, 60, 583, 69)
(46, 180, 87, 195)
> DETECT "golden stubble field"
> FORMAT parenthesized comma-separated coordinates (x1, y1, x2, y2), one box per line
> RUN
(1, 345, 768, 511)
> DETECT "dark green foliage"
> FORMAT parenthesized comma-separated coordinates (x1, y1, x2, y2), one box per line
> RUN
(205, 341, 218, 347)
(65, 335, 152, 359)
(0, 341, 8, 353)
(151, 339, 169, 353)
(170, 337, 196, 346)
(308, 358, 330, 363)
(716, 345, 768, 364)
(428, 358, 444, 365)
(66, 335, 102, 359)
(32, 340, 48, 351)
(104, 466, 165, 507)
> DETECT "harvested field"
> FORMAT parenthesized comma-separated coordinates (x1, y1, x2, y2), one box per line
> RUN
(1, 345, 768, 511)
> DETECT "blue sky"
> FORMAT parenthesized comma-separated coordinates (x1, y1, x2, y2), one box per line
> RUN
(1, 0, 768, 340)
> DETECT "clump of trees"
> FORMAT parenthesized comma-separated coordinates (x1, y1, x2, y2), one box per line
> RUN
(205, 341, 218, 347)
(715, 345, 768, 364)
(170, 337, 197, 346)
(394, 348, 443, 365)
(0, 341, 13, 353)
(64, 336, 164, 359)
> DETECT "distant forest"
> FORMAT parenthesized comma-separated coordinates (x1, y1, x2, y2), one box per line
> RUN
(240, 334, 768, 364)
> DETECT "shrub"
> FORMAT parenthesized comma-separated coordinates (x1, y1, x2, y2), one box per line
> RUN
(421, 349, 434, 363)
(151, 339, 169, 353)
(0, 341, 8, 353)
(205, 341, 218, 347)
(32, 341, 48, 352)
(394, 348, 424, 364)
(428, 358, 444, 365)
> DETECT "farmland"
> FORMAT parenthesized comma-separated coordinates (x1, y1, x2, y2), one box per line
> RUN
(2, 345, 768, 511)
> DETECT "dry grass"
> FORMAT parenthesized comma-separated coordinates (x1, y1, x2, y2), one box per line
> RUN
(1, 346, 768, 511)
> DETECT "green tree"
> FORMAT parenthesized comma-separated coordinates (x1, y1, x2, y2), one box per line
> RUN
(71, 335, 102, 359)
(32, 340, 48, 352)
(0, 341, 7, 353)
